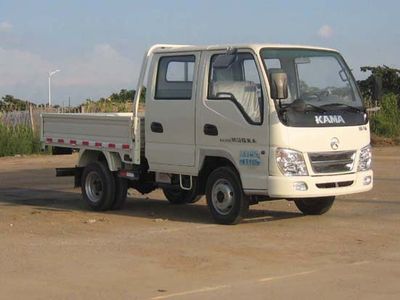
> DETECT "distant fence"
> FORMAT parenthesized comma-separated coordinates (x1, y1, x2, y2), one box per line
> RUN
(0, 107, 57, 133)
(0, 106, 86, 130)
(0, 110, 32, 127)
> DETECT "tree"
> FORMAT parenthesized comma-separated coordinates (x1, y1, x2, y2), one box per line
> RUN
(139, 87, 146, 103)
(107, 88, 146, 103)
(109, 89, 135, 102)
(0, 95, 36, 112)
(357, 65, 400, 102)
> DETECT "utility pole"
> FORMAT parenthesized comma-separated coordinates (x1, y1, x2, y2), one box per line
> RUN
(48, 69, 61, 107)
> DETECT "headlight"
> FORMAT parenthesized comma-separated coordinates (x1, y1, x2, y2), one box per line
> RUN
(276, 148, 308, 176)
(358, 144, 372, 171)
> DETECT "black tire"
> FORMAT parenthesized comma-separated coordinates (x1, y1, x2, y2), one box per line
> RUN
(111, 175, 128, 210)
(206, 166, 249, 225)
(81, 162, 115, 211)
(294, 196, 335, 215)
(162, 186, 201, 205)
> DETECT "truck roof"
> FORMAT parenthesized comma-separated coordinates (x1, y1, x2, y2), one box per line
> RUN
(152, 43, 339, 54)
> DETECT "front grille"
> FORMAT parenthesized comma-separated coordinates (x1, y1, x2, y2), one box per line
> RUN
(308, 151, 356, 174)
(316, 181, 354, 189)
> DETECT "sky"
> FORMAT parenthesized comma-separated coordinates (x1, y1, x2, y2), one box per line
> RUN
(0, 0, 399, 105)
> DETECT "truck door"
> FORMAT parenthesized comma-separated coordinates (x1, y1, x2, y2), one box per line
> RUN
(146, 52, 200, 170)
(197, 50, 269, 191)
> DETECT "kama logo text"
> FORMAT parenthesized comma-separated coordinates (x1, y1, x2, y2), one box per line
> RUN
(315, 115, 345, 124)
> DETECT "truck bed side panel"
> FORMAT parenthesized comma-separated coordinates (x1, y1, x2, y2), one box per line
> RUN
(41, 113, 143, 158)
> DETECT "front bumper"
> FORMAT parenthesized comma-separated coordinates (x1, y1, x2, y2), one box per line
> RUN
(267, 170, 373, 198)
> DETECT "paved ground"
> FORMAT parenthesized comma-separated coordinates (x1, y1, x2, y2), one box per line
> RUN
(0, 147, 399, 299)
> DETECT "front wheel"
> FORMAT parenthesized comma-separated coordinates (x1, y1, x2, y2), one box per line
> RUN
(206, 167, 249, 225)
(294, 196, 335, 215)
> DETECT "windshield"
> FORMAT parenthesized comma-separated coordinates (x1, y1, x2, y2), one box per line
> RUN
(260, 48, 363, 109)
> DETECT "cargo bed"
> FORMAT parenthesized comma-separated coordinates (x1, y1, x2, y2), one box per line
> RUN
(41, 113, 145, 162)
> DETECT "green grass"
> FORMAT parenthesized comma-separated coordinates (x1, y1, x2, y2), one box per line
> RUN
(83, 100, 134, 112)
(0, 124, 41, 157)
(370, 93, 400, 138)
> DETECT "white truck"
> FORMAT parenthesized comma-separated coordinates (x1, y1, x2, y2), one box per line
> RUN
(41, 43, 373, 224)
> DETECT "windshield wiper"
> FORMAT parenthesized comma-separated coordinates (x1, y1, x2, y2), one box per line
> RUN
(303, 103, 327, 113)
(321, 103, 363, 113)
(280, 99, 327, 113)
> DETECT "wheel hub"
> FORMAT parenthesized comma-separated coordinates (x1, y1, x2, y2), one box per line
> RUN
(211, 179, 234, 215)
(85, 171, 103, 203)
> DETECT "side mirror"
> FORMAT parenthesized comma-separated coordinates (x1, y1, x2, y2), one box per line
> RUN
(269, 69, 288, 100)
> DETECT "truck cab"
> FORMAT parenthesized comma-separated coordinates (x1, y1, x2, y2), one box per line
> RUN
(42, 44, 373, 224)
(144, 44, 372, 220)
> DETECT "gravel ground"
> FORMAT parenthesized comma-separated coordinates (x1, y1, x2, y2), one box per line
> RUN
(0, 147, 399, 299)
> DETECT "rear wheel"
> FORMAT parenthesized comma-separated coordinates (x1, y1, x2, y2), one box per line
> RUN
(81, 162, 115, 211)
(294, 196, 335, 215)
(112, 175, 128, 210)
(206, 166, 249, 225)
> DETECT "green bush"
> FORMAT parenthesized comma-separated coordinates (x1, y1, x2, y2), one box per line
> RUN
(0, 124, 40, 157)
(370, 93, 400, 137)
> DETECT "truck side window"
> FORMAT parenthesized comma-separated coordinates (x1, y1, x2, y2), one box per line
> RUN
(265, 58, 281, 69)
(155, 55, 195, 100)
(208, 53, 263, 124)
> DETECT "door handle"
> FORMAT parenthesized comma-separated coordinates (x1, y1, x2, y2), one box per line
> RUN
(204, 124, 218, 136)
(151, 122, 163, 133)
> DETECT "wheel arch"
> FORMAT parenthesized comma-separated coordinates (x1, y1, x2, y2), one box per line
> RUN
(197, 153, 242, 195)
(78, 149, 122, 172)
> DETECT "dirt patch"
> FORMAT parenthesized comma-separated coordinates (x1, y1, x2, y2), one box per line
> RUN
(371, 133, 400, 146)
(0, 150, 399, 299)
